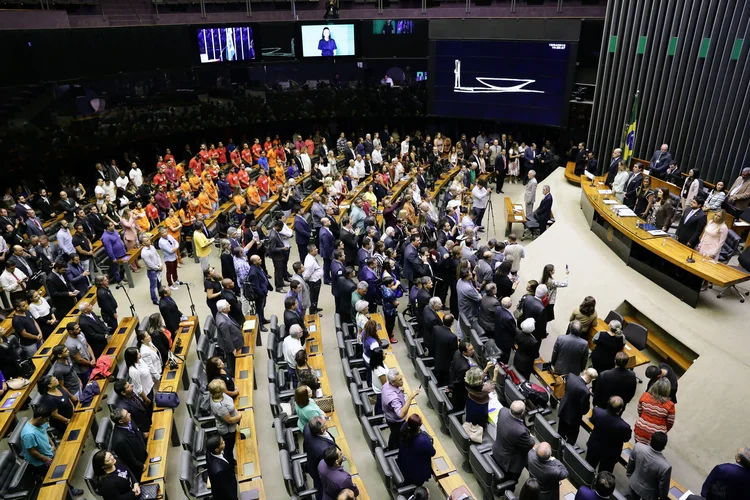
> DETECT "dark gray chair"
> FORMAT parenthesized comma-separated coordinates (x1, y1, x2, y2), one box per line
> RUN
(8, 417, 28, 461)
(716, 241, 750, 302)
(84, 453, 100, 497)
(270, 314, 279, 338)
(414, 357, 436, 389)
(561, 441, 596, 488)
(469, 443, 517, 498)
(182, 418, 208, 463)
(178, 450, 211, 499)
(603, 310, 624, 327)
(533, 413, 562, 457)
(359, 414, 388, 453)
(95, 416, 114, 450)
(469, 328, 487, 366)
(186, 383, 216, 429)
(190, 360, 206, 390)
(0, 449, 35, 500)
(196, 334, 215, 362)
(349, 382, 373, 417)
(385, 453, 419, 499)
(622, 323, 648, 350)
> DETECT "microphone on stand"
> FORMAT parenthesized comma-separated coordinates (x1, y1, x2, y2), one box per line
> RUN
(179, 281, 194, 287)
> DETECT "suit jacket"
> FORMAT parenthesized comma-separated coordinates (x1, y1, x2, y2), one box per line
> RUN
(534, 193, 553, 222)
(267, 229, 286, 261)
(294, 215, 312, 247)
(416, 174, 427, 195)
(58, 199, 78, 221)
(78, 312, 110, 350)
(216, 312, 244, 355)
(676, 207, 708, 248)
(623, 172, 643, 209)
(493, 306, 518, 353)
(422, 306, 441, 351)
(46, 272, 78, 316)
(340, 229, 358, 267)
(66, 261, 90, 296)
(111, 424, 148, 479)
(491, 407, 535, 474)
(525, 179, 537, 206)
(87, 213, 106, 239)
(207, 453, 239, 500)
(402, 243, 421, 282)
(35, 197, 55, 220)
(586, 407, 632, 465)
(344, 148, 356, 164)
(9, 254, 35, 278)
(527, 449, 569, 500)
(221, 288, 245, 326)
(551, 335, 589, 375)
(477, 295, 500, 333)
(357, 247, 370, 272)
(319, 227, 335, 259)
(593, 366, 637, 408)
(520, 296, 548, 341)
(605, 157, 621, 185)
(302, 425, 338, 483)
(330, 260, 345, 297)
(650, 150, 673, 177)
(25, 217, 45, 237)
(727, 177, 750, 209)
(627, 442, 672, 500)
(284, 309, 306, 336)
(432, 325, 457, 374)
(557, 374, 591, 425)
(97, 286, 118, 318)
(158, 296, 183, 335)
(115, 394, 151, 435)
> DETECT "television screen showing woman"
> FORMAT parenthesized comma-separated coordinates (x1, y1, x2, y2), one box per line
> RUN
(301, 24, 356, 57)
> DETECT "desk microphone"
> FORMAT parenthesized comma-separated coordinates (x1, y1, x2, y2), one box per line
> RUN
(686, 252, 695, 263)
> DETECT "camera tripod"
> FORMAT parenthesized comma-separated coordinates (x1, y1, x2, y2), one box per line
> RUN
(483, 192, 498, 236)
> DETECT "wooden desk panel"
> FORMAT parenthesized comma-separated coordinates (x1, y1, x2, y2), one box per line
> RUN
(69, 287, 99, 317)
(238, 316, 258, 357)
(560, 478, 577, 496)
(237, 408, 261, 482)
(406, 406, 456, 479)
(532, 358, 566, 400)
(171, 316, 198, 359)
(155, 316, 198, 403)
(101, 317, 138, 361)
(351, 475, 370, 500)
(582, 180, 659, 241)
(334, 178, 373, 224)
(0, 411, 14, 438)
(325, 411, 358, 475)
(43, 410, 95, 485)
(308, 355, 332, 398)
(504, 197, 526, 235)
(141, 409, 174, 483)
(384, 351, 412, 395)
(34, 316, 78, 358)
(0, 357, 50, 412)
(438, 473, 478, 499)
(304, 314, 323, 357)
(235, 355, 255, 410)
(239, 478, 267, 497)
(38, 483, 68, 500)
(75, 379, 107, 413)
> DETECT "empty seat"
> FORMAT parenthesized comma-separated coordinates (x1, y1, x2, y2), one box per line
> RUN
(202, 314, 217, 341)
(0, 449, 34, 499)
(414, 357, 436, 388)
(270, 314, 279, 337)
(196, 334, 214, 362)
(186, 383, 216, 429)
(532, 413, 562, 457)
(182, 419, 208, 463)
(561, 441, 596, 488)
(623, 323, 648, 350)
(179, 450, 211, 499)
(603, 310, 624, 327)
(403, 325, 425, 360)
(426, 380, 453, 435)
(95, 417, 114, 450)
(469, 443, 517, 498)
(385, 453, 419, 498)
(8, 417, 28, 460)
(469, 328, 487, 366)
(191, 361, 207, 390)
(349, 382, 373, 417)
(359, 414, 388, 452)
(334, 313, 342, 333)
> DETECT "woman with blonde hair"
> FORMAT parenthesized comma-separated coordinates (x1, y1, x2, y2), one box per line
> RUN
(634, 175, 655, 219)
(119, 208, 141, 271)
(464, 365, 499, 427)
(294, 384, 325, 432)
(590, 320, 626, 374)
(612, 161, 630, 200)
(697, 209, 728, 261)
(634, 378, 676, 444)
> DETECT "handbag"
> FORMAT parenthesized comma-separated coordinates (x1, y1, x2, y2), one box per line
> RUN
(462, 421, 483, 444)
(139, 483, 160, 500)
(7, 378, 29, 390)
(313, 395, 334, 413)
(154, 386, 180, 408)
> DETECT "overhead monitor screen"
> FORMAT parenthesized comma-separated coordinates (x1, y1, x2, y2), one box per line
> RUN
(198, 26, 255, 63)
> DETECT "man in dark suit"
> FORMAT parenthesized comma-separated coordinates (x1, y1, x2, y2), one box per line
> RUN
(303, 416, 339, 496)
(421, 294, 442, 353)
(113, 379, 151, 434)
(676, 196, 708, 248)
(593, 351, 637, 408)
(650, 144, 673, 179)
(330, 249, 346, 310)
(65, 254, 90, 298)
(206, 434, 239, 500)
(47, 259, 79, 318)
(402, 234, 422, 288)
(246, 255, 270, 332)
(110, 408, 148, 479)
(216, 299, 244, 376)
(557, 368, 597, 447)
(220, 279, 245, 327)
(432, 314, 458, 386)
(86, 205, 106, 240)
(623, 164, 644, 209)
(34, 189, 56, 220)
(268, 220, 289, 292)
(550, 320, 589, 375)
(586, 396, 632, 473)
(533, 186, 553, 234)
(575, 472, 617, 500)
(95, 275, 119, 331)
(78, 300, 111, 358)
(337, 267, 358, 323)
(574, 143, 588, 175)
(604, 148, 622, 186)
(519, 285, 548, 341)
(646, 362, 679, 404)
(343, 141, 357, 164)
(293, 206, 312, 263)
(701, 448, 750, 500)
(57, 191, 78, 222)
(8, 245, 35, 278)
(339, 218, 358, 268)
(158, 286, 182, 335)
(491, 401, 535, 483)
(448, 341, 475, 412)
(416, 167, 427, 196)
(585, 151, 599, 175)
(494, 297, 517, 364)
(319, 219, 335, 285)
(283, 296, 308, 340)
(527, 442, 569, 500)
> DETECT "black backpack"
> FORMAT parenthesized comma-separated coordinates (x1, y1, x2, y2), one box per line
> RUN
(519, 381, 549, 408)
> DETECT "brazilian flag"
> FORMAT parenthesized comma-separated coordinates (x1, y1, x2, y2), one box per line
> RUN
(622, 91, 639, 165)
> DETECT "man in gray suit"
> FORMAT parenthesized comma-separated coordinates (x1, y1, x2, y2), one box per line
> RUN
(25, 209, 45, 237)
(491, 400, 535, 483)
(626, 431, 672, 500)
(550, 320, 589, 375)
(527, 442, 569, 500)
(215, 299, 244, 376)
(457, 268, 482, 340)
(525, 170, 538, 215)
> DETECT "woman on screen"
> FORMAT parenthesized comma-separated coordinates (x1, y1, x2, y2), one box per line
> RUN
(318, 27, 337, 56)
(382, 20, 395, 35)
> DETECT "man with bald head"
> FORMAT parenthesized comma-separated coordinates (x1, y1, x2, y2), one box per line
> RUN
(586, 396, 632, 473)
(491, 400, 535, 483)
(494, 296, 517, 364)
(220, 278, 245, 326)
(246, 254, 270, 332)
(702, 447, 750, 499)
(558, 368, 598, 447)
(650, 144, 673, 179)
(527, 441, 569, 500)
(605, 148, 623, 186)
(215, 299, 244, 375)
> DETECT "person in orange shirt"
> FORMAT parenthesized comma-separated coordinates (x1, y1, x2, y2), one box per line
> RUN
(217, 142, 227, 165)
(251, 138, 262, 162)
(165, 207, 183, 263)
(204, 177, 218, 211)
(304, 135, 315, 156)
(197, 187, 212, 216)
(175, 162, 185, 180)
(263, 136, 273, 151)
(133, 201, 150, 232)
(267, 147, 278, 169)
(179, 200, 196, 249)
(237, 167, 250, 190)
(188, 172, 202, 196)
(204, 164, 218, 183)
(272, 134, 281, 147)
(167, 186, 180, 207)
(274, 163, 286, 190)
(179, 175, 191, 196)
(187, 193, 201, 221)
(257, 169, 270, 202)
(246, 178, 261, 210)
(241, 143, 252, 166)
(233, 187, 247, 225)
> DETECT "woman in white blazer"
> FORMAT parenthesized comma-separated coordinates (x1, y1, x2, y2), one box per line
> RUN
(125, 346, 155, 407)
(681, 168, 702, 211)
(137, 331, 163, 388)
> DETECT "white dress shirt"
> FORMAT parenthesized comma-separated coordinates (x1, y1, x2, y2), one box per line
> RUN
(115, 176, 129, 192)
(372, 149, 383, 165)
(0, 268, 27, 292)
(303, 254, 324, 283)
(141, 245, 163, 271)
(400, 140, 409, 156)
(129, 361, 155, 397)
(282, 335, 303, 367)
(129, 168, 143, 187)
(355, 159, 366, 177)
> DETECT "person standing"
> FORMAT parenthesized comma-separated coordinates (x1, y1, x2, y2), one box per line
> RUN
(627, 432, 672, 500)
(634, 378, 675, 445)
(268, 220, 289, 292)
(12, 299, 43, 359)
(101, 221, 128, 283)
(471, 178, 489, 229)
(140, 234, 163, 305)
(397, 414, 437, 487)
(527, 442, 569, 500)
(110, 408, 148, 479)
(303, 416, 339, 496)
(381, 368, 420, 450)
(525, 170, 538, 215)
(557, 368, 597, 447)
(586, 396, 632, 473)
(550, 320, 588, 375)
(675, 196, 708, 249)
(215, 300, 244, 377)
(319, 446, 359, 500)
(205, 435, 239, 500)
(701, 448, 750, 500)
(193, 221, 215, 271)
(491, 401, 535, 483)
(209, 379, 241, 467)
(303, 244, 324, 314)
(493, 297, 517, 364)
(593, 351, 637, 408)
(157, 226, 180, 290)
(246, 255, 270, 332)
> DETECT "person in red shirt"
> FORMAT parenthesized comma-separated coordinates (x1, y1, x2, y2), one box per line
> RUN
(231, 147, 241, 165)
(304, 136, 315, 156)
(263, 137, 273, 151)
(257, 169, 270, 202)
(275, 144, 287, 165)
(217, 142, 227, 165)
(241, 144, 253, 166)
(153, 166, 168, 188)
(156, 155, 167, 170)
(198, 144, 209, 163)
(237, 167, 250, 189)
(164, 159, 178, 185)
(208, 144, 219, 163)
(227, 169, 240, 191)
(251, 139, 262, 162)
(189, 154, 203, 177)
(164, 148, 175, 164)
(145, 195, 160, 224)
